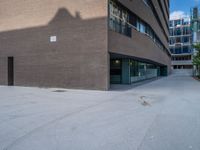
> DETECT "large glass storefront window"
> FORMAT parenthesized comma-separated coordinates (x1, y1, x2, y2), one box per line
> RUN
(130, 60, 158, 83)
(110, 57, 168, 84)
(130, 60, 139, 77)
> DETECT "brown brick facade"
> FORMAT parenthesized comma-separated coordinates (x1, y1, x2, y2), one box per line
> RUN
(0, 0, 170, 90)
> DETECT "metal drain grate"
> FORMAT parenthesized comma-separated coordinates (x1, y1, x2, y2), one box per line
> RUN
(52, 90, 67, 93)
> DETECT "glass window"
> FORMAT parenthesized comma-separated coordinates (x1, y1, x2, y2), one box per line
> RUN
(170, 28, 174, 36)
(183, 36, 189, 43)
(110, 59, 121, 75)
(143, 0, 151, 6)
(169, 21, 173, 27)
(140, 22, 146, 33)
(108, 0, 167, 55)
(129, 14, 137, 27)
(109, 0, 131, 37)
(198, 22, 200, 31)
(176, 37, 181, 43)
(182, 46, 191, 53)
(121, 9, 129, 34)
(149, 28, 154, 39)
(109, 0, 121, 32)
(174, 19, 182, 26)
(136, 20, 140, 31)
(121, 9, 129, 23)
(175, 46, 182, 54)
(183, 27, 190, 35)
(138, 62, 146, 77)
(170, 48, 174, 53)
(130, 60, 159, 82)
(170, 38, 175, 45)
(174, 28, 182, 36)
(130, 60, 139, 77)
(145, 26, 150, 35)
(183, 21, 189, 25)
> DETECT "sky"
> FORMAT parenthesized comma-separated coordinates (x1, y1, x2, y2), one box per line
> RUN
(170, 0, 200, 19)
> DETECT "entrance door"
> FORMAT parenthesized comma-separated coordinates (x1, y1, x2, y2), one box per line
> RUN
(110, 59, 122, 84)
(160, 66, 168, 76)
(8, 57, 14, 86)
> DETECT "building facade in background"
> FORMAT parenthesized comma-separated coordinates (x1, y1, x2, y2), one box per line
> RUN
(191, 6, 200, 45)
(169, 17, 193, 71)
(191, 6, 200, 76)
(0, 0, 171, 90)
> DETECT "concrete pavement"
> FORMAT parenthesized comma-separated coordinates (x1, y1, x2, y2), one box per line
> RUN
(0, 75, 200, 150)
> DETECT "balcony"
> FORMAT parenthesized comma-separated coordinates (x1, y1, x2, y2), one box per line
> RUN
(172, 60, 193, 65)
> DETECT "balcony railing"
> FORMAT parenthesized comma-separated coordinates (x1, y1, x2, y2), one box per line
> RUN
(172, 60, 193, 65)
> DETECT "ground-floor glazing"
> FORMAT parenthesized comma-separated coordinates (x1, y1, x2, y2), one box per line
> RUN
(110, 57, 168, 84)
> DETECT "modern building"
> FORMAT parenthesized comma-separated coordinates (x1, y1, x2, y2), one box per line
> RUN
(191, 6, 200, 76)
(191, 6, 200, 45)
(169, 17, 193, 72)
(0, 0, 171, 90)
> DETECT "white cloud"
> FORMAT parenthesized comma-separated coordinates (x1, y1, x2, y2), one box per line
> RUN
(170, 11, 189, 20)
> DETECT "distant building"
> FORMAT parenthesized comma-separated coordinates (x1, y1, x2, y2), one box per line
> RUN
(191, 7, 200, 45)
(169, 17, 193, 73)
(191, 6, 200, 76)
(0, 0, 171, 90)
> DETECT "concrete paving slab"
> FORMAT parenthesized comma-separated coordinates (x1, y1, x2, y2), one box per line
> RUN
(0, 75, 200, 150)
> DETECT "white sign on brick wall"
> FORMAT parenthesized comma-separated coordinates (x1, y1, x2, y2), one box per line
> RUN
(50, 36, 57, 42)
